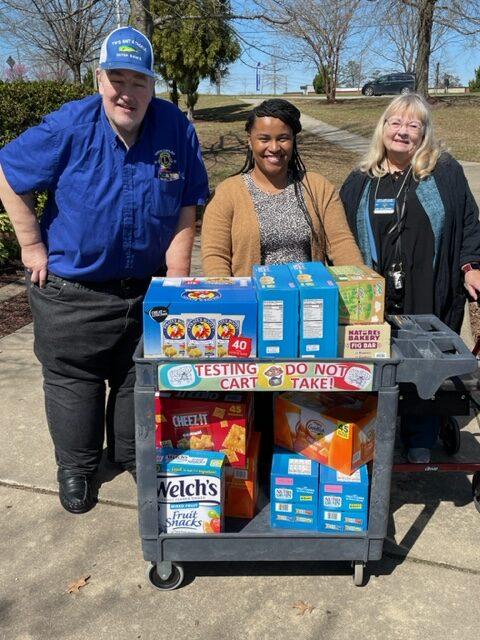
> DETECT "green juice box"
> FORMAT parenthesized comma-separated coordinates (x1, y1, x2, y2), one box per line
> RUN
(328, 266, 385, 325)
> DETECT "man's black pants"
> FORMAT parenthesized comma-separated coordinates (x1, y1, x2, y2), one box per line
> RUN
(27, 274, 149, 475)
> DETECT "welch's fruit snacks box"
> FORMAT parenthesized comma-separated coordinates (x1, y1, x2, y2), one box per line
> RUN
(252, 264, 299, 358)
(270, 448, 319, 531)
(143, 277, 257, 359)
(288, 262, 338, 358)
(156, 448, 225, 534)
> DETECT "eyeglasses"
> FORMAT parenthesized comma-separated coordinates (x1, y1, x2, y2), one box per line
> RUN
(385, 117, 423, 133)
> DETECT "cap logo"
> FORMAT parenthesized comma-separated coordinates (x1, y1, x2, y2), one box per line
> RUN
(99, 26, 154, 78)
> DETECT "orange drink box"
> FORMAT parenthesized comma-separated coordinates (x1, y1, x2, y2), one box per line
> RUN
(225, 431, 261, 519)
(274, 392, 377, 475)
(155, 391, 253, 467)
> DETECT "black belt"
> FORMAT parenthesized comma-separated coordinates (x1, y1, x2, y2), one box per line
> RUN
(48, 273, 153, 294)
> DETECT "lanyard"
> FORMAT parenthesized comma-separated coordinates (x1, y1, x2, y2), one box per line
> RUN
(369, 168, 412, 267)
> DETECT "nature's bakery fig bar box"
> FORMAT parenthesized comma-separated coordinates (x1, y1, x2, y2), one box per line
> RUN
(327, 266, 385, 324)
(339, 323, 391, 358)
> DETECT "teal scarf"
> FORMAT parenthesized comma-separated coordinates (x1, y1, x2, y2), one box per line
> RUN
(356, 175, 445, 268)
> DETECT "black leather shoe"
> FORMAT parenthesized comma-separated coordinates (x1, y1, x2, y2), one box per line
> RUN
(58, 469, 96, 514)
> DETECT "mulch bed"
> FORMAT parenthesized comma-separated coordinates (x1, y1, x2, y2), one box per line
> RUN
(0, 291, 32, 339)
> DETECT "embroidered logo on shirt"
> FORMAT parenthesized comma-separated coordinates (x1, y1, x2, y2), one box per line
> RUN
(155, 149, 181, 181)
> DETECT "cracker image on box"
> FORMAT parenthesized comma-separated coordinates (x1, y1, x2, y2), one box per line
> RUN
(274, 392, 377, 475)
(155, 391, 253, 468)
(328, 265, 385, 324)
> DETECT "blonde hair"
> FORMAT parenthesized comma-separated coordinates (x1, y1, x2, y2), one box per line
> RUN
(359, 93, 444, 180)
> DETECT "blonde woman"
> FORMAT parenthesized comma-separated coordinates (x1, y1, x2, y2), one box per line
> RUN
(340, 93, 480, 462)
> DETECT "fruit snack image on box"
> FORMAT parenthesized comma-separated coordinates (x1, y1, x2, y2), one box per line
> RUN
(319, 464, 369, 533)
(156, 449, 226, 534)
(327, 266, 385, 324)
(274, 392, 377, 475)
(143, 277, 257, 358)
(339, 323, 391, 359)
(252, 264, 299, 358)
(225, 431, 261, 518)
(287, 262, 338, 358)
(155, 391, 253, 467)
(270, 448, 320, 530)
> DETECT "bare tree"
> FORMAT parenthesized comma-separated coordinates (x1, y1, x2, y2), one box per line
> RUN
(129, 0, 153, 38)
(0, 1, 120, 82)
(395, 0, 480, 96)
(253, 0, 365, 102)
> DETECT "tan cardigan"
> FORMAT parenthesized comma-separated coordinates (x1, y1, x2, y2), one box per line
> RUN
(201, 172, 364, 276)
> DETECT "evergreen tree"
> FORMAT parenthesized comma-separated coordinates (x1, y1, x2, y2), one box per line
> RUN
(469, 67, 480, 92)
(151, 0, 240, 119)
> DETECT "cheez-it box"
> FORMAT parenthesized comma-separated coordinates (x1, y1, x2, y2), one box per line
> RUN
(155, 391, 253, 467)
(225, 431, 261, 518)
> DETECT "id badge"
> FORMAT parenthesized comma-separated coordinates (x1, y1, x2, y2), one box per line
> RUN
(374, 198, 395, 214)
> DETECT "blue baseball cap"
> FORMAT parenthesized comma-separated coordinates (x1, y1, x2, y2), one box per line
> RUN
(99, 26, 155, 78)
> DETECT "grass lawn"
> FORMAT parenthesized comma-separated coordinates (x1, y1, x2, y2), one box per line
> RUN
(188, 95, 360, 189)
(289, 95, 480, 163)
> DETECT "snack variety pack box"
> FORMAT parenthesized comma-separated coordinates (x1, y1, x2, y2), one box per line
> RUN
(288, 262, 338, 358)
(270, 448, 320, 530)
(252, 264, 299, 358)
(319, 464, 369, 533)
(143, 277, 257, 358)
(274, 392, 377, 475)
(327, 266, 385, 325)
(339, 323, 391, 359)
(225, 431, 261, 518)
(156, 449, 225, 534)
(155, 391, 253, 467)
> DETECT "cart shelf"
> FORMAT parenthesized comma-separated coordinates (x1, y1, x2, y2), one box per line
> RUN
(134, 315, 477, 588)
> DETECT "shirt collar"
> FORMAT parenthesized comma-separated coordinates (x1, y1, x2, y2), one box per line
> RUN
(100, 101, 153, 150)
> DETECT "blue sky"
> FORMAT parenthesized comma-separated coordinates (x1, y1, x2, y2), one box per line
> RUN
(1, 1, 478, 93)
(197, 1, 480, 94)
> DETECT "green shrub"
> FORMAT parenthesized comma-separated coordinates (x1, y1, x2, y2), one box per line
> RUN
(469, 67, 480, 93)
(313, 72, 325, 94)
(0, 81, 94, 265)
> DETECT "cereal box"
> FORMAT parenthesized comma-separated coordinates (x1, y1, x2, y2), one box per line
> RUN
(155, 391, 253, 467)
(252, 264, 299, 358)
(156, 448, 225, 534)
(288, 262, 338, 358)
(143, 277, 257, 358)
(270, 448, 319, 530)
(327, 266, 385, 325)
(225, 431, 261, 518)
(319, 464, 369, 533)
(339, 323, 391, 359)
(274, 392, 377, 475)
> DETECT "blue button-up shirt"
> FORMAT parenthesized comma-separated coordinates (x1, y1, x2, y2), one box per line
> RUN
(0, 95, 208, 281)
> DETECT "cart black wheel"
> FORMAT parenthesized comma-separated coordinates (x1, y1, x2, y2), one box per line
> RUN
(440, 417, 461, 455)
(353, 562, 365, 587)
(472, 473, 480, 514)
(146, 562, 184, 591)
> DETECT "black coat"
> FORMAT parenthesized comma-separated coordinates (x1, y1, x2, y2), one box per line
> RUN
(340, 154, 480, 332)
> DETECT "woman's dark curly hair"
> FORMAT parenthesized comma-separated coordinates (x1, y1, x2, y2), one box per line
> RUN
(238, 98, 327, 257)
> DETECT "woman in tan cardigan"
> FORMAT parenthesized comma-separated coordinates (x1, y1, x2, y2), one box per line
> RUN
(201, 99, 363, 276)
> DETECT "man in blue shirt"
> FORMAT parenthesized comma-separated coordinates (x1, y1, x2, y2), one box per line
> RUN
(0, 27, 208, 514)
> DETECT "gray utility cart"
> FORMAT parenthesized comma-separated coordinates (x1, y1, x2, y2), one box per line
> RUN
(134, 315, 477, 590)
